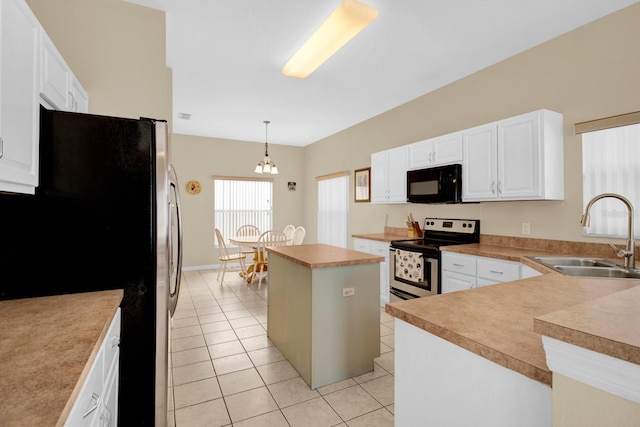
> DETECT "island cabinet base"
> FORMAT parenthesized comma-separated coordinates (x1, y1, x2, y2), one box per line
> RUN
(267, 254, 380, 389)
(395, 319, 551, 427)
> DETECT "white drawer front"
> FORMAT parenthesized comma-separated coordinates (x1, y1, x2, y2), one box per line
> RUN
(477, 258, 520, 283)
(353, 238, 371, 254)
(370, 241, 390, 260)
(442, 253, 477, 276)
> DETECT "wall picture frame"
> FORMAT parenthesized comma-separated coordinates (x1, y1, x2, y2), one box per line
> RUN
(354, 167, 371, 202)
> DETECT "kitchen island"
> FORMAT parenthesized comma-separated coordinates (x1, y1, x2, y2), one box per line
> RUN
(386, 239, 640, 426)
(266, 243, 384, 389)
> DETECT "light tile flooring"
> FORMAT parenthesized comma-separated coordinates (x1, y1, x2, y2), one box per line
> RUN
(168, 268, 395, 427)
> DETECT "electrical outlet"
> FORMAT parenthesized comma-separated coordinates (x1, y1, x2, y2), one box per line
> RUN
(521, 223, 531, 235)
(342, 288, 355, 297)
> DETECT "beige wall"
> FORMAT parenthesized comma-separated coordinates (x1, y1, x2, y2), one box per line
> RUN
(303, 3, 640, 246)
(171, 134, 306, 267)
(26, 1, 640, 268)
(27, 0, 172, 123)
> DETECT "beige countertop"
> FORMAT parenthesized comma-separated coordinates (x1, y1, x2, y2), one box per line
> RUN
(385, 241, 640, 386)
(0, 290, 123, 427)
(352, 231, 408, 243)
(268, 243, 384, 269)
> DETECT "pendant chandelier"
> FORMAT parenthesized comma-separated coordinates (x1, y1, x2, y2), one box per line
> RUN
(254, 120, 278, 174)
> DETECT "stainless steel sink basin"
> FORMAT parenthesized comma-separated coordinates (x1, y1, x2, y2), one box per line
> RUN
(554, 265, 640, 279)
(527, 256, 640, 279)
(529, 256, 617, 268)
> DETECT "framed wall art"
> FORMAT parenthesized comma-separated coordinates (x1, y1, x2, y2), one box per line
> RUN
(354, 167, 371, 202)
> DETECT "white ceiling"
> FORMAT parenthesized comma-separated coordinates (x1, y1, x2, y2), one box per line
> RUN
(126, 0, 638, 147)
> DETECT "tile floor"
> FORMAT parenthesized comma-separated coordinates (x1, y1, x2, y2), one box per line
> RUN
(168, 268, 395, 427)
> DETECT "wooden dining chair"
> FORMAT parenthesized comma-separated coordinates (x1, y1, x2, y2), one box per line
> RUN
(292, 226, 306, 245)
(215, 228, 246, 284)
(283, 224, 295, 244)
(253, 229, 287, 289)
(236, 225, 261, 256)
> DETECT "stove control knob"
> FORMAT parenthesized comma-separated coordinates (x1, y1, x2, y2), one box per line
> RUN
(462, 223, 467, 228)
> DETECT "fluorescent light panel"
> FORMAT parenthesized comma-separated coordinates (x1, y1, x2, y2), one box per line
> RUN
(282, 0, 378, 79)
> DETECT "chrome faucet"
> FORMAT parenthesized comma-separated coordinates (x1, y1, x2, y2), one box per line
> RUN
(580, 193, 636, 268)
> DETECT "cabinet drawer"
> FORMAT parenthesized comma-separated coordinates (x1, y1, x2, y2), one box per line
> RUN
(477, 258, 520, 283)
(102, 309, 121, 382)
(353, 238, 371, 253)
(65, 348, 104, 426)
(442, 253, 476, 276)
(370, 241, 390, 260)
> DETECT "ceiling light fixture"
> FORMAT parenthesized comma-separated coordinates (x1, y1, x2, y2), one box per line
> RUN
(281, 0, 378, 79)
(254, 120, 278, 174)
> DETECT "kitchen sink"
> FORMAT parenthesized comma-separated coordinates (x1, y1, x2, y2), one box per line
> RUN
(529, 256, 617, 268)
(554, 265, 640, 279)
(527, 256, 640, 279)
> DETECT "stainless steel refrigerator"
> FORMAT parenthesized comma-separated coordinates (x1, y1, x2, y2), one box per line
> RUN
(0, 107, 183, 425)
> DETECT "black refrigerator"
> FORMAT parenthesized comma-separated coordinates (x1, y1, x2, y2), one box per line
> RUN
(0, 107, 183, 425)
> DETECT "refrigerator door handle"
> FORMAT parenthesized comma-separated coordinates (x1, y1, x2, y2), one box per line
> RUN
(168, 164, 183, 317)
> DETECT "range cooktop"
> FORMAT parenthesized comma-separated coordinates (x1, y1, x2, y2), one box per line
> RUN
(390, 218, 480, 252)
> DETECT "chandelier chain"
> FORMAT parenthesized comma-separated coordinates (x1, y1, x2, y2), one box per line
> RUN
(264, 120, 270, 157)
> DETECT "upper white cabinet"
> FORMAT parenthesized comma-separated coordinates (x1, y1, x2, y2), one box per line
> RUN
(70, 74, 88, 113)
(0, 0, 40, 194)
(40, 29, 88, 113)
(462, 109, 564, 202)
(0, 0, 88, 195)
(408, 131, 463, 170)
(371, 146, 409, 204)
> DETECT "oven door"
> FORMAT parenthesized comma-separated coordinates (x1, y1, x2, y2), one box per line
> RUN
(389, 249, 438, 301)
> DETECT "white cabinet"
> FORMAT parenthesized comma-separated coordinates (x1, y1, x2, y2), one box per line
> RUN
(65, 308, 121, 427)
(371, 146, 409, 204)
(40, 29, 88, 113)
(462, 109, 564, 202)
(441, 252, 477, 293)
(395, 319, 551, 427)
(70, 74, 89, 113)
(408, 131, 463, 170)
(0, 0, 40, 194)
(441, 252, 540, 293)
(353, 237, 390, 306)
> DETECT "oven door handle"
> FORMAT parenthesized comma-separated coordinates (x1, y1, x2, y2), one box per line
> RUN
(390, 287, 421, 301)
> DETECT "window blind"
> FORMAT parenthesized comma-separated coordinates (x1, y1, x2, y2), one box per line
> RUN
(213, 177, 273, 244)
(317, 174, 349, 248)
(582, 123, 640, 238)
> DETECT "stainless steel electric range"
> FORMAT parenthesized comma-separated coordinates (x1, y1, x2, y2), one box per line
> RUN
(389, 218, 480, 302)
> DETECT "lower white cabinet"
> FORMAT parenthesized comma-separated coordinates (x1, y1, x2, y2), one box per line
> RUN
(65, 308, 121, 427)
(395, 319, 551, 426)
(441, 252, 540, 293)
(354, 238, 390, 306)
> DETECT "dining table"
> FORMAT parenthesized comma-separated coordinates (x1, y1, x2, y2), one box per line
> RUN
(228, 235, 291, 283)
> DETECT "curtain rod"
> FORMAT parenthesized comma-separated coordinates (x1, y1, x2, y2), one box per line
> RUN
(574, 111, 640, 135)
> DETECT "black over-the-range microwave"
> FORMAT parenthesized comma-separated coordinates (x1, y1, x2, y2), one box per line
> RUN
(406, 163, 462, 204)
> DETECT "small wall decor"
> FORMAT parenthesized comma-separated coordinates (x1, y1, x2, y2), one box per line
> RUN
(288, 182, 297, 191)
(354, 167, 371, 202)
(186, 180, 201, 195)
